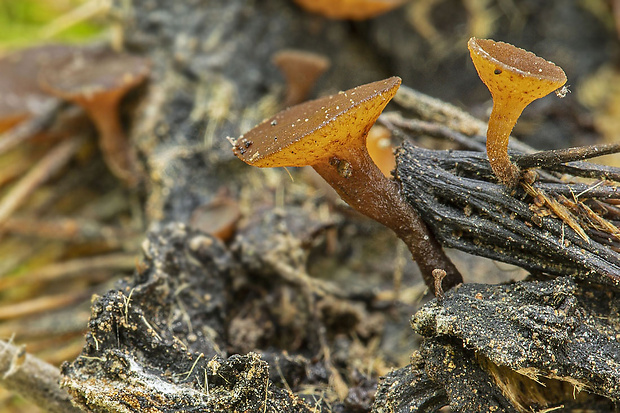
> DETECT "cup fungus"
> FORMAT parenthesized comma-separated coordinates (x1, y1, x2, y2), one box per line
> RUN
(468, 37, 567, 186)
(39, 48, 151, 186)
(232, 77, 462, 293)
(293, 0, 406, 20)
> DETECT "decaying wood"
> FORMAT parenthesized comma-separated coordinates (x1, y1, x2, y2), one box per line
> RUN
(0, 339, 82, 413)
(379, 277, 620, 412)
(396, 144, 620, 285)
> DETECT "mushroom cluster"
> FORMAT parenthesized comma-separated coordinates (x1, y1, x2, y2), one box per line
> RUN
(232, 77, 462, 294)
(468, 37, 567, 186)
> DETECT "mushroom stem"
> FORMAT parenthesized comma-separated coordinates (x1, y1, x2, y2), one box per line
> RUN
(82, 95, 137, 186)
(312, 142, 462, 292)
(468, 38, 567, 187)
(486, 99, 522, 186)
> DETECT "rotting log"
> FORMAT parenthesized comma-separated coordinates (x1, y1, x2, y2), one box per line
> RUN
(374, 277, 620, 412)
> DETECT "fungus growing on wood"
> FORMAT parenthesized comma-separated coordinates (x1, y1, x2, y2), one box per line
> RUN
(468, 37, 567, 186)
(232, 77, 462, 293)
(272, 49, 330, 107)
(39, 48, 150, 186)
(293, 0, 406, 20)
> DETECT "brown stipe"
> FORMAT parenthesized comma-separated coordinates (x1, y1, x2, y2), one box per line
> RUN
(232, 77, 462, 294)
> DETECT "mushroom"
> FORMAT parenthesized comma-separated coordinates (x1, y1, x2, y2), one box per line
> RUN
(272, 49, 330, 107)
(468, 37, 567, 186)
(0, 44, 73, 133)
(39, 47, 150, 186)
(232, 77, 462, 294)
(293, 0, 406, 20)
(366, 124, 395, 177)
(189, 196, 241, 242)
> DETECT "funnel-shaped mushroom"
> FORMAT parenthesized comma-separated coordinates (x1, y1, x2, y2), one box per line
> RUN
(233, 77, 462, 294)
(468, 38, 567, 186)
(39, 48, 150, 186)
(272, 49, 330, 107)
(0, 44, 73, 132)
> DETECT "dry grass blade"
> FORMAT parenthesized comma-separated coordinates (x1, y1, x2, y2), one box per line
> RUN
(0, 252, 136, 290)
(40, 0, 112, 39)
(0, 288, 94, 321)
(522, 183, 590, 243)
(0, 136, 84, 226)
(1, 215, 123, 242)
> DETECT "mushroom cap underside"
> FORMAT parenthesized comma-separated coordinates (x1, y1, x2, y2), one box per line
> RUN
(468, 38, 567, 103)
(233, 76, 401, 168)
(39, 48, 150, 102)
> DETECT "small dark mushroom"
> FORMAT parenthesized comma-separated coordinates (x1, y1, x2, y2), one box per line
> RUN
(39, 48, 151, 186)
(0, 44, 72, 132)
(233, 77, 462, 294)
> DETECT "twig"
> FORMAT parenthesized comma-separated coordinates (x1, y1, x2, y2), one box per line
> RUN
(514, 143, 620, 169)
(393, 85, 485, 136)
(433, 269, 447, 301)
(379, 113, 486, 152)
(532, 182, 618, 199)
(552, 161, 620, 182)
(0, 339, 82, 413)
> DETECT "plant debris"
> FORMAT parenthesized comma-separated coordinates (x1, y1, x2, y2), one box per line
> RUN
(375, 277, 620, 412)
(396, 144, 620, 286)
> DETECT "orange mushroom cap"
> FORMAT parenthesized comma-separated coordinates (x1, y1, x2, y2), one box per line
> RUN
(293, 0, 406, 20)
(233, 76, 401, 168)
(366, 125, 395, 177)
(468, 38, 567, 104)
